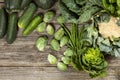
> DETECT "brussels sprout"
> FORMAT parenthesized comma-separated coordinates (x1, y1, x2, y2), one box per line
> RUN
(48, 54, 58, 64)
(36, 22, 46, 32)
(54, 28, 64, 40)
(43, 11, 55, 23)
(61, 56, 71, 65)
(36, 36, 47, 51)
(64, 48, 74, 57)
(57, 15, 65, 24)
(60, 36, 69, 47)
(50, 39, 60, 51)
(46, 24, 55, 35)
(57, 62, 67, 71)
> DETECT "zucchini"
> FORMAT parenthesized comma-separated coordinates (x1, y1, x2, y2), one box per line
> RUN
(5, 0, 22, 13)
(18, 3, 37, 29)
(34, 0, 57, 9)
(0, 8, 7, 39)
(23, 14, 43, 36)
(6, 13, 18, 44)
(21, 0, 32, 9)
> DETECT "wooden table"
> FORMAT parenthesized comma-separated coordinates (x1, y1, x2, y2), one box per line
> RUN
(0, 0, 120, 80)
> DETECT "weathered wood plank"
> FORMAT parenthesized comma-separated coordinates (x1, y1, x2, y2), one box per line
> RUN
(0, 66, 119, 80)
(0, 0, 3, 2)
(0, 45, 119, 67)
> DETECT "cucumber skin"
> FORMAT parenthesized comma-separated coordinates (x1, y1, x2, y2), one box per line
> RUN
(18, 3, 37, 29)
(21, 0, 32, 9)
(6, 13, 18, 44)
(0, 8, 7, 39)
(5, 0, 22, 13)
(23, 15, 43, 36)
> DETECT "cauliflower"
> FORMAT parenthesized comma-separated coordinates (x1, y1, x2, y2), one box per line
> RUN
(98, 17, 120, 41)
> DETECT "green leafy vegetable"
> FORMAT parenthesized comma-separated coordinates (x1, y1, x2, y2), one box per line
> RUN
(59, 0, 102, 23)
(81, 48, 108, 78)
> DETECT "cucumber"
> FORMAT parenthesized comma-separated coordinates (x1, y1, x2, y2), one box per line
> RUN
(18, 3, 37, 29)
(21, 0, 32, 9)
(5, 0, 22, 13)
(0, 8, 7, 39)
(6, 13, 18, 44)
(23, 14, 43, 36)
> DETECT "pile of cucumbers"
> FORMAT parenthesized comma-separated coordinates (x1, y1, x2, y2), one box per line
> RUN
(0, 0, 56, 44)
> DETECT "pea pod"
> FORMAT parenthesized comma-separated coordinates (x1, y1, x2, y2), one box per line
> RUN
(23, 14, 43, 36)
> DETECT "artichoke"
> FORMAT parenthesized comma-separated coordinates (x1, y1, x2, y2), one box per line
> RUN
(81, 48, 108, 78)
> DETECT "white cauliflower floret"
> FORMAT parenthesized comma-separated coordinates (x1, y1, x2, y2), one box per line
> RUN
(98, 17, 120, 41)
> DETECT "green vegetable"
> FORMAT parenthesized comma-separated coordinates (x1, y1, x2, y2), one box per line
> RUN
(61, 56, 71, 64)
(59, 0, 102, 23)
(61, 23, 108, 78)
(63, 48, 74, 57)
(54, 28, 64, 40)
(83, 23, 98, 47)
(61, 23, 84, 71)
(57, 15, 65, 24)
(117, 0, 120, 8)
(5, 0, 22, 13)
(0, 8, 7, 39)
(57, 62, 67, 71)
(43, 11, 55, 23)
(34, 0, 57, 9)
(60, 36, 69, 47)
(46, 24, 55, 35)
(36, 22, 46, 33)
(36, 36, 47, 51)
(21, 0, 32, 9)
(18, 3, 37, 28)
(23, 14, 43, 36)
(81, 48, 108, 78)
(109, 0, 116, 3)
(58, 0, 78, 23)
(48, 54, 58, 64)
(50, 39, 60, 51)
(6, 13, 18, 44)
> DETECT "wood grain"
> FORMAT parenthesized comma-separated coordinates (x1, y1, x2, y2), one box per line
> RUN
(0, 0, 120, 80)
